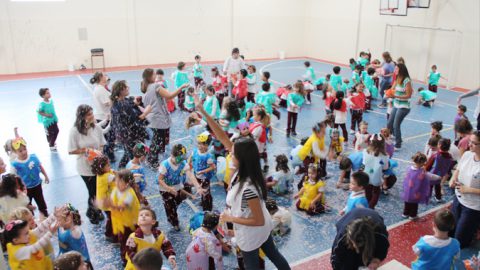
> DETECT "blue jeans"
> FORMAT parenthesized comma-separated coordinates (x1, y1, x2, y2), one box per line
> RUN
(387, 107, 410, 148)
(242, 235, 290, 270)
(450, 196, 480, 248)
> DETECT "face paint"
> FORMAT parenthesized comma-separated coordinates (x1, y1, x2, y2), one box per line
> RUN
(175, 154, 185, 164)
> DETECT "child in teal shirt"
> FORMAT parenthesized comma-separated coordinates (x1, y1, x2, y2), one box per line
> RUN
(193, 55, 205, 87)
(417, 87, 437, 107)
(427, 65, 443, 93)
(171, 61, 190, 111)
(256, 82, 279, 119)
(330, 66, 343, 92)
(303, 61, 316, 82)
(37, 88, 59, 151)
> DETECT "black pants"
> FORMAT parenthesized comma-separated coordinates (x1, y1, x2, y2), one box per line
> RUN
(80, 175, 97, 210)
(119, 141, 135, 169)
(242, 235, 290, 270)
(197, 177, 213, 211)
(27, 184, 48, 217)
(334, 123, 348, 142)
(247, 92, 256, 103)
(148, 128, 170, 166)
(287, 112, 298, 133)
(272, 108, 281, 120)
(216, 93, 226, 109)
(44, 122, 59, 147)
(178, 90, 186, 110)
(403, 202, 419, 218)
(160, 184, 192, 227)
(97, 119, 115, 160)
(428, 84, 438, 93)
(350, 109, 363, 131)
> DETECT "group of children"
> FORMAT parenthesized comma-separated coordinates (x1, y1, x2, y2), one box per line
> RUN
(0, 49, 470, 270)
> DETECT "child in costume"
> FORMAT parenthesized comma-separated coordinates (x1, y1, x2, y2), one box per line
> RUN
(256, 82, 280, 120)
(417, 87, 437, 107)
(426, 64, 444, 93)
(110, 169, 141, 264)
(290, 137, 309, 173)
(339, 171, 369, 215)
(286, 81, 306, 137)
(171, 61, 190, 111)
(330, 66, 343, 92)
(362, 133, 389, 209)
(348, 83, 366, 134)
(337, 152, 364, 189)
(156, 69, 175, 112)
(125, 207, 176, 270)
(92, 155, 116, 242)
(189, 133, 216, 211)
(211, 67, 228, 107)
(295, 164, 327, 215)
(246, 65, 257, 103)
(329, 129, 345, 161)
(303, 61, 316, 83)
(412, 209, 460, 269)
(265, 198, 292, 236)
(158, 144, 205, 231)
(276, 84, 291, 108)
(250, 106, 270, 172)
(57, 203, 92, 269)
(10, 137, 50, 217)
(322, 84, 335, 114)
(381, 128, 394, 158)
(204, 85, 221, 120)
(425, 138, 454, 203)
(185, 87, 196, 112)
(37, 88, 59, 151)
(185, 112, 207, 145)
(186, 211, 223, 270)
(354, 121, 370, 151)
(126, 143, 149, 205)
(402, 152, 441, 219)
(232, 69, 248, 101)
(266, 155, 293, 195)
(5, 219, 57, 270)
(219, 97, 241, 134)
(297, 122, 328, 179)
(193, 55, 206, 87)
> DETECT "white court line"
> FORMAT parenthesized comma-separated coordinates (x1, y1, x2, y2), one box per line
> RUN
(76, 74, 93, 94)
(290, 202, 450, 267)
(185, 198, 199, 212)
(435, 100, 458, 108)
(365, 109, 453, 127)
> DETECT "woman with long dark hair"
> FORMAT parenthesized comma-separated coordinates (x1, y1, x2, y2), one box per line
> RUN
(378, 51, 395, 107)
(331, 208, 390, 270)
(110, 80, 150, 168)
(195, 96, 290, 270)
(386, 63, 413, 150)
(141, 68, 188, 168)
(68, 104, 106, 224)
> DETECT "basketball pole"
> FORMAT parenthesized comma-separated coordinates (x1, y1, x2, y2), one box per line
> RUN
(354, 0, 364, 57)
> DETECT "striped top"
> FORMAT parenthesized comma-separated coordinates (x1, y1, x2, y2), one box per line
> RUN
(393, 77, 411, 109)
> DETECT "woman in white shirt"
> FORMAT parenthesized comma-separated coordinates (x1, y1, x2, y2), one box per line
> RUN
(449, 131, 480, 248)
(91, 72, 115, 162)
(223, 48, 246, 95)
(196, 97, 290, 270)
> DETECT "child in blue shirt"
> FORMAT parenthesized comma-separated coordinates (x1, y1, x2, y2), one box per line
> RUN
(193, 55, 205, 87)
(417, 87, 437, 107)
(10, 138, 50, 217)
(412, 209, 460, 270)
(267, 154, 293, 195)
(127, 143, 149, 205)
(189, 133, 216, 211)
(37, 88, 59, 151)
(340, 171, 369, 215)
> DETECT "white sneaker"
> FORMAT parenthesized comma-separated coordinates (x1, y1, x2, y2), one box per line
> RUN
(349, 129, 355, 135)
(306, 100, 311, 105)
(50, 146, 57, 152)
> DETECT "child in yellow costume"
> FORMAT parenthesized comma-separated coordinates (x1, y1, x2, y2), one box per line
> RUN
(294, 164, 326, 215)
(92, 155, 117, 242)
(125, 207, 176, 270)
(297, 122, 328, 179)
(110, 169, 140, 264)
(5, 219, 57, 270)
(328, 128, 345, 161)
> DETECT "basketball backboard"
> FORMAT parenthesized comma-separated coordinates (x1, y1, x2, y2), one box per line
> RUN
(380, 0, 408, 16)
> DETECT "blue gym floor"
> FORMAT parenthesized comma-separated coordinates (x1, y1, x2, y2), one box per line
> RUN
(0, 59, 478, 269)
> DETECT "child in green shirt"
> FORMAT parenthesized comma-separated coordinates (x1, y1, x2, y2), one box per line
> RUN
(37, 88, 59, 151)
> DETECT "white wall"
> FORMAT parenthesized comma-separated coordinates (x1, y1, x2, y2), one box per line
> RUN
(0, 0, 478, 89)
(0, 0, 306, 74)
(305, 0, 480, 89)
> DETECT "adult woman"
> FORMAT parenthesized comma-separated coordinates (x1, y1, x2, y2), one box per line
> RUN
(378, 52, 395, 108)
(110, 80, 150, 168)
(449, 131, 480, 248)
(331, 208, 389, 270)
(223, 48, 246, 94)
(457, 86, 480, 131)
(0, 174, 29, 223)
(195, 97, 290, 270)
(386, 63, 413, 150)
(91, 71, 115, 162)
(68, 104, 106, 224)
(141, 68, 188, 168)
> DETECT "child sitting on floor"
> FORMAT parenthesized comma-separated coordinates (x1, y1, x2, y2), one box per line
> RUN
(265, 198, 292, 236)
(267, 155, 293, 195)
(294, 164, 327, 215)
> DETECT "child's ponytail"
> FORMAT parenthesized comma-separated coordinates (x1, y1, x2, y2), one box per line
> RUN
(333, 91, 345, 110)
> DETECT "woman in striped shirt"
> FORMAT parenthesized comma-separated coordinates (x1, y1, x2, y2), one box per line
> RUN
(386, 64, 413, 150)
